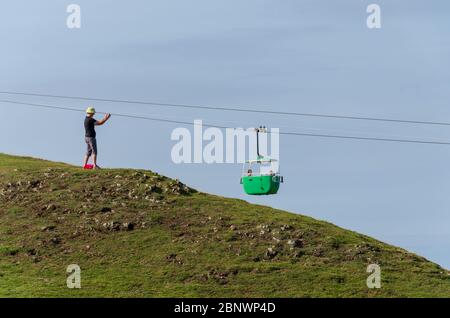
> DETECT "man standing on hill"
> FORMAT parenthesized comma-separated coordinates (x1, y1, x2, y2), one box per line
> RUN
(83, 107, 111, 169)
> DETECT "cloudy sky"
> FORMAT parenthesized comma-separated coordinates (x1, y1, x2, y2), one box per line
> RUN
(0, 0, 449, 268)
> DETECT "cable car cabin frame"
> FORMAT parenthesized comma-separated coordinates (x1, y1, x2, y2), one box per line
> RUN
(240, 157, 283, 195)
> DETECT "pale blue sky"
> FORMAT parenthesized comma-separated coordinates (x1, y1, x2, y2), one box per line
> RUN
(0, 1, 449, 268)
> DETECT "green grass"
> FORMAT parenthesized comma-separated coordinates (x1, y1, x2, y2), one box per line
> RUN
(0, 153, 448, 297)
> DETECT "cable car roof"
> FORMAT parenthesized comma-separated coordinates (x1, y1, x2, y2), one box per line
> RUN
(245, 157, 278, 164)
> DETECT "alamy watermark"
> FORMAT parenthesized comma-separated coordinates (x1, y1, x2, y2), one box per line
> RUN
(170, 120, 279, 164)
(366, 264, 381, 289)
(367, 4, 381, 29)
(65, 4, 381, 30)
(66, 4, 81, 29)
(66, 264, 81, 289)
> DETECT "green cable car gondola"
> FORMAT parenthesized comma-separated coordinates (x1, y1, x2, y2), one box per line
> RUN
(240, 127, 284, 195)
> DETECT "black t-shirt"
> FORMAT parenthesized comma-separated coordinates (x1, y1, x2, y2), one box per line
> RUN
(84, 117, 97, 138)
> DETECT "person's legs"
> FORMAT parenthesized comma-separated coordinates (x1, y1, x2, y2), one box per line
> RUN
(91, 138, 100, 169)
(93, 155, 101, 168)
(84, 137, 93, 166)
(83, 155, 90, 166)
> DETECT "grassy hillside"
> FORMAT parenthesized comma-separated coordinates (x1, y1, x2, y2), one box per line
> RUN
(0, 153, 448, 297)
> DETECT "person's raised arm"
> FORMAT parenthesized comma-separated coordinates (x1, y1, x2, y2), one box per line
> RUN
(95, 113, 111, 126)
